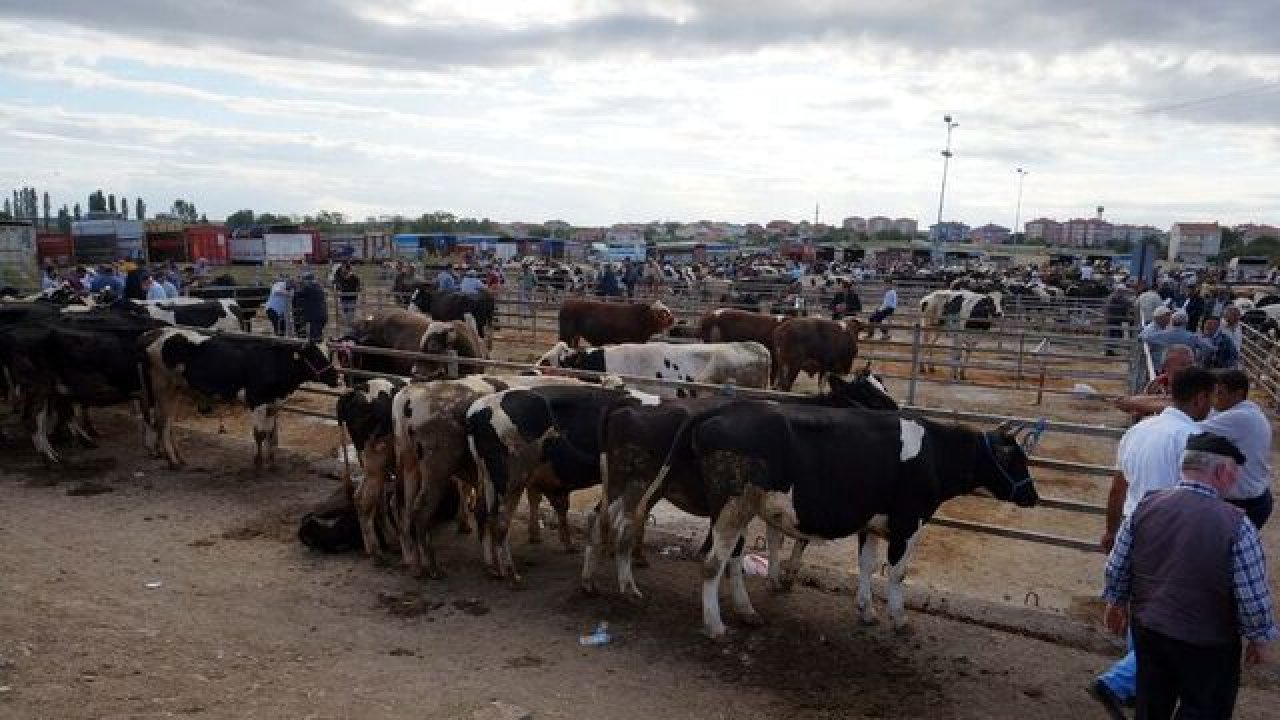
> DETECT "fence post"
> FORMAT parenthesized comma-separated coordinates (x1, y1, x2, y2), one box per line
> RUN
(1035, 364, 1047, 406)
(907, 322, 922, 405)
(1016, 331, 1026, 388)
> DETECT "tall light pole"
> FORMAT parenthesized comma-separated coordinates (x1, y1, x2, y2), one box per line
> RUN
(1013, 167, 1029, 241)
(934, 115, 959, 263)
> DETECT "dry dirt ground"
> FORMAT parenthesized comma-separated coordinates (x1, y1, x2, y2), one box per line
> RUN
(3, 412, 1280, 720)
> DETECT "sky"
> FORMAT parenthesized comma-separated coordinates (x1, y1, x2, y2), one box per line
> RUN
(1, 1, 1279, 229)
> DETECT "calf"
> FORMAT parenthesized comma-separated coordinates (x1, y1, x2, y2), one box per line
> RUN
(647, 403, 1039, 637)
(139, 329, 340, 469)
(336, 379, 405, 560)
(391, 374, 584, 577)
(919, 289, 1004, 379)
(771, 317, 862, 391)
(415, 317, 488, 380)
(465, 384, 659, 584)
(344, 308, 432, 377)
(557, 298, 674, 346)
(536, 340, 770, 398)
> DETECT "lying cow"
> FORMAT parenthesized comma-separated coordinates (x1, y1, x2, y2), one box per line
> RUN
(583, 369, 900, 599)
(408, 285, 496, 349)
(919, 289, 1004, 379)
(771, 317, 862, 391)
(139, 329, 340, 469)
(465, 384, 660, 585)
(643, 403, 1040, 637)
(557, 298, 674, 347)
(536, 340, 770, 398)
(129, 298, 246, 333)
(391, 374, 584, 578)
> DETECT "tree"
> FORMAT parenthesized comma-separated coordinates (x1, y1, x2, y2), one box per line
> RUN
(200, 213, 208, 223)
(108, 194, 117, 215)
(135, 197, 146, 220)
(88, 189, 106, 213)
(57, 205, 71, 233)
(121, 196, 129, 219)
(170, 199, 199, 223)
(226, 209, 255, 227)
(73, 203, 82, 220)
(12, 191, 19, 218)
(42, 191, 50, 229)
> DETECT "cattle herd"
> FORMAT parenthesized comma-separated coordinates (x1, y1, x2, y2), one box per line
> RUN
(0, 280, 1052, 640)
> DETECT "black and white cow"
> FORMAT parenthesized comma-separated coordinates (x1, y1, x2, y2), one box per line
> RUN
(635, 404, 1040, 637)
(582, 369, 901, 599)
(464, 384, 660, 584)
(536, 340, 771, 398)
(129, 298, 247, 333)
(407, 285, 496, 349)
(336, 378, 406, 560)
(139, 329, 340, 469)
(919, 289, 1004, 379)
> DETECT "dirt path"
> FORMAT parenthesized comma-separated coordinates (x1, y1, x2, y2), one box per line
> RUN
(1, 424, 1278, 720)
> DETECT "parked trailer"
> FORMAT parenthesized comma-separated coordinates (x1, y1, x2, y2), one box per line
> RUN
(230, 225, 314, 264)
(36, 231, 73, 267)
(71, 217, 146, 264)
(0, 220, 39, 289)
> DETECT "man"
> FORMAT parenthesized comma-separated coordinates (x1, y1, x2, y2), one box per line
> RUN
(435, 265, 458, 292)
(622, 259, 639, 298)
(1105, 285, 1131, 356)
(265, 274, 291, 336)
(142, 273, 168, 301)
(1135, 283, 1164, 324)
(596, 264, 622, 297)
(1203, 370, 1273, 529)
(88, 264, 124, 299)
(1092, 367, 1217, 716)
(333, 260, 361, 328)
(1181, 285, 1205, 332)
(458, 269, 486, 295)
(1102, 431, 1276, 719)
(1197, 316, 1238, 370)
(1081, 263, 1095, 281)
(864, 280, 896, 340)
(293, 272, 327, 342)
(1140, 310, 1211, 369)
(830, 279, 862, 320)
(1114, 344, 1196, 420)
(1221, 305, 1244, 356)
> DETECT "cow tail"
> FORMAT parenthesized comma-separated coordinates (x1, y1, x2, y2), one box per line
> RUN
(632, 404, 723, 529)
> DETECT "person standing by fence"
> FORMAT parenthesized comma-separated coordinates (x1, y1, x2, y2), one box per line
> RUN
(265, 274, 291, 336)
(1203, 369, 1273, 529)
(333, 260, 361, 331)
(864, 279, 896, 340)
(1102, 431, 1276, 719)
(293, 272, 327, 342)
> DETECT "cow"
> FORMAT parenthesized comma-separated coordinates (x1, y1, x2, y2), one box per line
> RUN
(128, 298, 246, 333)
(407, 285, 496, 349)
(335, 378, 464, 561)
(557, 298, 674, 347)
(698, 308, 787, 360)
(465, 384, 661, 585)
(139, 329, 340, 469)
(771, 317, 862, 391)
(415, 317, 488, 380)
(536, 340, 771, 398)
(581, 369, 900, 599)
(391, 374, 585, 578)
(343, 308, 433, 378)
(919, 289, 1004, 379)
(637, 403, 1041, 638)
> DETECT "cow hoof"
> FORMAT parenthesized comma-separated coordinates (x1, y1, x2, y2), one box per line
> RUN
(508, 575, 525, 591)
(580, 580, 598, 596)
(632, 553, 650, 569)
(562, 543, 580, 555)
(704, 625, 729, 641)
(739, 611, 765, 627)
(891, 622, 913, 636)
(527, 534, 543, 545)
(456, 523, 472, 536)
(858, 612, 879, 627)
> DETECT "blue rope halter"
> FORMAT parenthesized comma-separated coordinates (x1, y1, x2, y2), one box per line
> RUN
(982, 431, 1034, 497)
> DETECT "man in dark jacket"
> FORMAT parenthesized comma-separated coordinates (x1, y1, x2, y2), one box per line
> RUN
(333, 260, 361, 329)
(293, 272, 328, 341)
(1105, 285, 1131, 356)
(1182, 285, 1205, 332)
(830, 279, 862, 320)
(596, 264, 622, 297)
(1102, 431, 1276, 718)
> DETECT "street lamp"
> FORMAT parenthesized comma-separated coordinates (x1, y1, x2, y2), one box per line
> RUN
(934, 115, 959, 263)
(1013, 167, 1029, 242)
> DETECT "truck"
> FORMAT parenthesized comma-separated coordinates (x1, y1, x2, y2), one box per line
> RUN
(1227, 255, 1271, 282)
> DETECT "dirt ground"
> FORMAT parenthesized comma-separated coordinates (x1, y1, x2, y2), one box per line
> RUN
(3, 409, 1280, 720)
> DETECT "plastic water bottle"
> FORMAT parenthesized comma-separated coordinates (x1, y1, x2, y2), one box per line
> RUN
(578, 622, 611, 646)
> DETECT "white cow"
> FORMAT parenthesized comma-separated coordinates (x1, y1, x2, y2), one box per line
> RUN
(536, 340, 771, 397)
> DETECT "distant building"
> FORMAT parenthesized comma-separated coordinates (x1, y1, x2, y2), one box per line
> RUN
(1111, 224, 1162, 245)
(893, 218, 919, 237)
(842, 216, 867, 233)
(1235, 223, 1280, 242)
(1024, 218, 1063, 245)
(968, 223, 1011, 245)
(605, 228, 642, 245)
(1168, 222, 1222, 266)
(1062, 218, 1113, 248)
(928, 221, 970, 244)
(572, 227, 607, 244)
(867, 216, 893, 235)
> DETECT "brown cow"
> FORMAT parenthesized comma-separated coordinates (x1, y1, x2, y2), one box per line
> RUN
(771, 317, 862, 391)
(345, 308, 431, 377)
(414, 317, 489, 380)
(699, 307, 787, 357)
(558, 299, 674, 346)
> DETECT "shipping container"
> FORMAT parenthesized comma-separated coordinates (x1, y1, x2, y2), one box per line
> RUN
(36, 231, 74, 267)
(185, 225, 230, 265)
(230, 224, 313, 264)
(72, 217, 146, 264)
(0, 221, 39, 289)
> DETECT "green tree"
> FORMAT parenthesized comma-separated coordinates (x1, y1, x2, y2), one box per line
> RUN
(57, 205, 71, 233)
(226, 209, 255, 227)
(42, 191, 50, 228)
(1, 197, 10, 219)
(88, 189, 106, 213)
(135, 197, 146, 220)
(120, 196, 129, 219)
(73, 202, 82, 220)
(170, 199, 199, 223)
(108, 194, 117, 215)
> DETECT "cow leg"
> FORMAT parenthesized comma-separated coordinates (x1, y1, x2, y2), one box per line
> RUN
(701, 496, 756, 639)
(251, 405, 270, 470)
(776, 364, 800, 392)
(548, 492, 576, 553)
(885, 518, 923, 632)
(412, 476, 453, 579)
(66, 404, 98, 448)
(396, 453, 425, 574)
(525, 487, 545, 545)
(454, 478, 473, 534)
(856, 530, 880, 625)
(31, 399, 60, 464)
(581, 503, 603, 594)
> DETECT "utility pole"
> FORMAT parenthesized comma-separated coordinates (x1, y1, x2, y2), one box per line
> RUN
(1013, 168, 1029, 241)
(934, 115, 959, 263)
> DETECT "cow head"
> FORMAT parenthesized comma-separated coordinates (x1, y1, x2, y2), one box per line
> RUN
(975, 420, 1041, 507)
(536, 341, 575, 368)
(413, 321, 479, 380)
(300, 343, 341, 387)
(986, 291, 1005, 317)
(649, 300, 675, 330)
(827, 366, 898, 410)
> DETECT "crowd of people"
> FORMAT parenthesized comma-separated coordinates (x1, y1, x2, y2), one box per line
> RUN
(39, 257, 217, 301)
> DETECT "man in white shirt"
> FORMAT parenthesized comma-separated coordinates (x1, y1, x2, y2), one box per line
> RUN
(1221, 305, 1244, 356)
(1081, 264, 1095, 281)
(1134, 283, 1164, 324)
(864, 280, 897, 340)
(1093, 366, 1217, 713)
(1203, 369, 1273, 528)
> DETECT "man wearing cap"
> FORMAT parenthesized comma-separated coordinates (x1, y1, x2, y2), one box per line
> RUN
(1140, 309, 1211, 369)
(1203, 369, 1273, 529)
(1102, 431, 1276, 718)
(1197, 316, 1238, 370)
(1092, 367, 1217, 716)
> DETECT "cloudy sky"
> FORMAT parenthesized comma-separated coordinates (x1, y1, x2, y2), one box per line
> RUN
(2, 1, 1278, 228)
